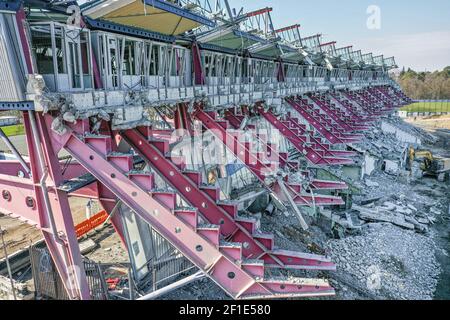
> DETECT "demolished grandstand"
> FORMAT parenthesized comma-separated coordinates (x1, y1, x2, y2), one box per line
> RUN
(1, 0, 446, 301)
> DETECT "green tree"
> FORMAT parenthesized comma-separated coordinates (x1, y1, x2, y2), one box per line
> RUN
(397, 67, 450, 100)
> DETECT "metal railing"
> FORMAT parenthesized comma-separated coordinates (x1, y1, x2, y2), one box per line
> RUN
(29, 243, 108, 300)
(143, 227, 196, 292)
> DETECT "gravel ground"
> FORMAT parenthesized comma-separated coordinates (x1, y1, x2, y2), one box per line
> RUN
(326, 223, 441, 300)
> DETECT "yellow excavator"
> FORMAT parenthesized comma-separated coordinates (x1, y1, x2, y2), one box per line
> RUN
(408, 146, 450, 181)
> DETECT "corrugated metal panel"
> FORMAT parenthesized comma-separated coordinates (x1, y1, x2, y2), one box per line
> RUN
(0, 13, 26, 101)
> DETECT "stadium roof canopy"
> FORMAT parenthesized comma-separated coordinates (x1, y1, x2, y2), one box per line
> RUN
(81, 0, 215, 36)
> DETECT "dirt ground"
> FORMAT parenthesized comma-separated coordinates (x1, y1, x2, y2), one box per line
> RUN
(0, 134, 100, 259)
(0, 197, 94, 260)
(406, 115, 450, 158)
(405, 115, 450, 131)
(0, 215, 41, 259)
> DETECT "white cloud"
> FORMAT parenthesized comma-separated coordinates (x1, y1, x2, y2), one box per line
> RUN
(354, 31, 450, 71)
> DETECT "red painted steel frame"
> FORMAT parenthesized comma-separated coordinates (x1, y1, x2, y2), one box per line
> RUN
(121, 128, 335, 270)
(23, 112, 90, 299)
(192, 106, 345, 206)
(224, 108, 349, 191)
(58, 120, 334, 299)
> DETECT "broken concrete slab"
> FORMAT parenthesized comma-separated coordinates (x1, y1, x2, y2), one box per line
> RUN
(404, 216, 429, 233)
(384, 160, 400, 176)
(359, 196, 384, 206)
(320, 209, 361, 230)
(430, 207, 442, 216)
(353, 205, 415, 230)
(0, 275, 34, 300)
(365, 179, 380, 188)
(396, 207, 414, 216)
(79, 239, 97, 255)
(382, 201, 397, 211)
(417, 218, 430, 225)
(359, 211, 415, 230)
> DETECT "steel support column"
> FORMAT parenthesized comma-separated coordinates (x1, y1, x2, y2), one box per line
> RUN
(23, 112, 91, 300)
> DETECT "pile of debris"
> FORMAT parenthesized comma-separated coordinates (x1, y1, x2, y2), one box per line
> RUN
(319, 114, 449, 300)
(357, 122, 409, 160)
(353, 199, 432, 234)
(326, 223, 440, 300)
(0, 274, 34, 300)
(158, 115, 449, 301)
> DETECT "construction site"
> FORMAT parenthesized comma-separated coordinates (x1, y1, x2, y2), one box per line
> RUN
(0, 0, 449, 302)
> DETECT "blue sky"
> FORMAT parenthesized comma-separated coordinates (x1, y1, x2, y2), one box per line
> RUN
(229, 0, 450, 71)
(77, 0, 449, 71)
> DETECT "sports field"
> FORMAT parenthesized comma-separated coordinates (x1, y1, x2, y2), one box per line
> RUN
(0, 124, 25, 137)
(401, 102, 450, 113)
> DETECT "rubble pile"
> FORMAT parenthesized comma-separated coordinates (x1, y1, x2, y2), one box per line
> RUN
(356, 122, 409, 160)
(327, 223, 440, 300)
(91, 114, 448, 301)
(351, 179, 440, 234)
(358, 171, 411, 199)
(321, 115, 449, 300)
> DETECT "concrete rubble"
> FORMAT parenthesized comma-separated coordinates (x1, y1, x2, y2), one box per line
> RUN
(0, 275, 34, 300)
(174, 110, 448, 300)
(168, 114, 449, 300)
(79, 239, 98, 255)
(326, 224, 440, 300)
(318, 115, 447, 300)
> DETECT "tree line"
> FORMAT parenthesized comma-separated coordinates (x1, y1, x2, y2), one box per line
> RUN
(393, 66, 450, 100)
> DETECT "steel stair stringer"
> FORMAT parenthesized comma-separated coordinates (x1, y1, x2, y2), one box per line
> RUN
(342, 91, 386, 117)
(282, 116, 358, 158)
(371, 86, 408, 108)
(255, 105, 354, 166)
(226, 106, 357, 159)
(308, 96, 357, 133)
(121, 128, 336, 271)
(224, 109, 301, 171)
(368, 87, 396, 107)
(308, 95, 369, 134)
(224, 109, 349, 191)
(224, 110, 246, 130)
(285, 97, 358, 145)
(329, 92, 377, 125)
(291, 97, 364, 143)
(60, 127, 335, 300)
(192, 107, 345, 207)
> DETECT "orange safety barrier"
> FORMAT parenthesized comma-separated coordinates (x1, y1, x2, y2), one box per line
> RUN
(75, 210, 109, 238)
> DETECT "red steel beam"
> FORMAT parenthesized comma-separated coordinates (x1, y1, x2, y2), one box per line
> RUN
(246, 7, 273, 18)
(275, 24, 301, 33)
(320, 41, 336, 47)
(302, 33, 322, 41)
